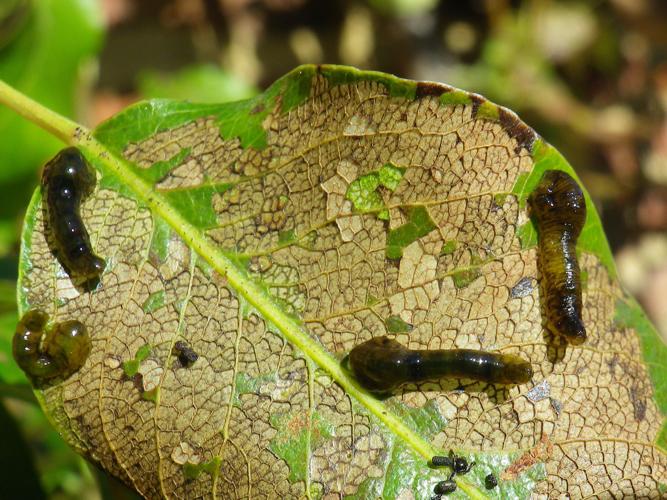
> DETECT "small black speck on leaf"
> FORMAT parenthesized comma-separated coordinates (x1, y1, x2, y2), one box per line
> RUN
(173, 341, 198, 368)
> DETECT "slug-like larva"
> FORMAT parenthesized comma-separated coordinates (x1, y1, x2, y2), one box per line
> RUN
(42, 147, 105, 282)
(528, 169, 587, 345)
(13, 310, 91, 387)
(348, 336, 533, 393)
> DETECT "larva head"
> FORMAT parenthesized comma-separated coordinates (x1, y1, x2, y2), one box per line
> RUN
(66, 243, 106, 281)
(495, 353, 533, 385)
(44, 147, 96, 196)
(13, 310, 48, 361)
(549, 313, 587, 345)
(13, 312, 91, 387)
(17, 309, 48, 333)
(529, 170, 586, 228)
(348, 336, 408, 393)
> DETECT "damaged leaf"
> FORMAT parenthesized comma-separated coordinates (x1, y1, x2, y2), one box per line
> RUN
(6, 65, 667, 498)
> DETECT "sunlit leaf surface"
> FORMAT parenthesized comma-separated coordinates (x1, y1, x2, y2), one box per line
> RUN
(18, 65, 667, 498)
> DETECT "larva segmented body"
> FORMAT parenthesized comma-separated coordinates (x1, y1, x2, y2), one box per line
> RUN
(42, 147, 105, 282)
(348, 336, 533, 393)
(13, 310, 91, 388)
(528, 169, 587, 345)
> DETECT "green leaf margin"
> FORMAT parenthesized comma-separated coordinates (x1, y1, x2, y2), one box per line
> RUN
(8, 63, 667, 497)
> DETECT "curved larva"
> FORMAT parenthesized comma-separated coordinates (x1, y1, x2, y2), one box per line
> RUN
(42, 147, 105, 282)
(528, 169, 587, 345)
(348, 336, 533, 393)
(13, 310, 91, 387)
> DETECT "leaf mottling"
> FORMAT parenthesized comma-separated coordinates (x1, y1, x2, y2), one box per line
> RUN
(439, 90, 472, 106)
(386, 315, 414, 334)
(269, 411, 335, 484)
(386, 206, 438, 259)
(142, 290, 165, 313)
(475, 100, 500, 121)
(451, 268, 482, 289)
(122, 344, 152, 378)
(17, 64, 667, 499)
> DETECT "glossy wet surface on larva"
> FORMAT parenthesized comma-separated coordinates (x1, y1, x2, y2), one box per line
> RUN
(13, 309, 91, 388)
(348, 336, 533, 393)
(18, 69, 666, 498)
(42, 147, 106, 283)
(528, 169, 587, 345)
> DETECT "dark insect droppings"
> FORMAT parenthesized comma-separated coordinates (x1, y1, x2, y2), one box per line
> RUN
(13, 310, 91, 388)
(348, 336, 532, 393)
(528, 169, 587, 345)
(42, 147, 106, 283)
(433, 479, 457, 495)
(173, 341, 198, 368)
(485, 473, 498, 489)
(431, 455, 452, 467)
(452, 456, 474, 475)
(431, 450, 475, 484)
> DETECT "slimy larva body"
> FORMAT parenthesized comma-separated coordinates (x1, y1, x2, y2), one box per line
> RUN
(348, 336, 533, 393)
(13, 310, 91, 387)
(528, 169, 587, 345)
(42, 147, 105, 282)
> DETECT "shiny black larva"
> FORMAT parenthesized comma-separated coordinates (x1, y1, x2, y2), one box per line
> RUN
(13, 310, 91, 388)
(348, 336, 533, 393)
(42, 147, 105, 282)
(528, 169, 587, 345)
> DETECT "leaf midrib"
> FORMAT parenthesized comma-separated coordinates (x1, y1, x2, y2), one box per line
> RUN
(83, 136, 469, 493)
(0, 79, 486, 499)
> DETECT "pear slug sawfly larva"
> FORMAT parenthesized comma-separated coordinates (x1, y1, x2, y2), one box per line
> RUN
(348, 336, 533, 393)
(528, 169, 587, 345)
(42, 147, 105, 282)
(13, 310, 91, 387)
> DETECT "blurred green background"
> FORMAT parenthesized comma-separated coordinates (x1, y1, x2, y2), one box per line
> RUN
(1, 0, 666, 498)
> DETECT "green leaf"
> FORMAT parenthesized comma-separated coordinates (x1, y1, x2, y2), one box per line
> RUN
(3, 64, 666, 499)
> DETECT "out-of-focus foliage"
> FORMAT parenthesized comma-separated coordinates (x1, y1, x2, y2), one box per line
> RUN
(0, 401, 45, 499)
(367, 0, 438, 17)
(0, 1, 106, 498)
(0, 0, 103, 182)
(138, 65, 257, 102)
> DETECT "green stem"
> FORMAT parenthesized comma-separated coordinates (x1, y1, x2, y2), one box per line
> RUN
(0, 79, 487, 500)
(0, 80, 79, 142)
